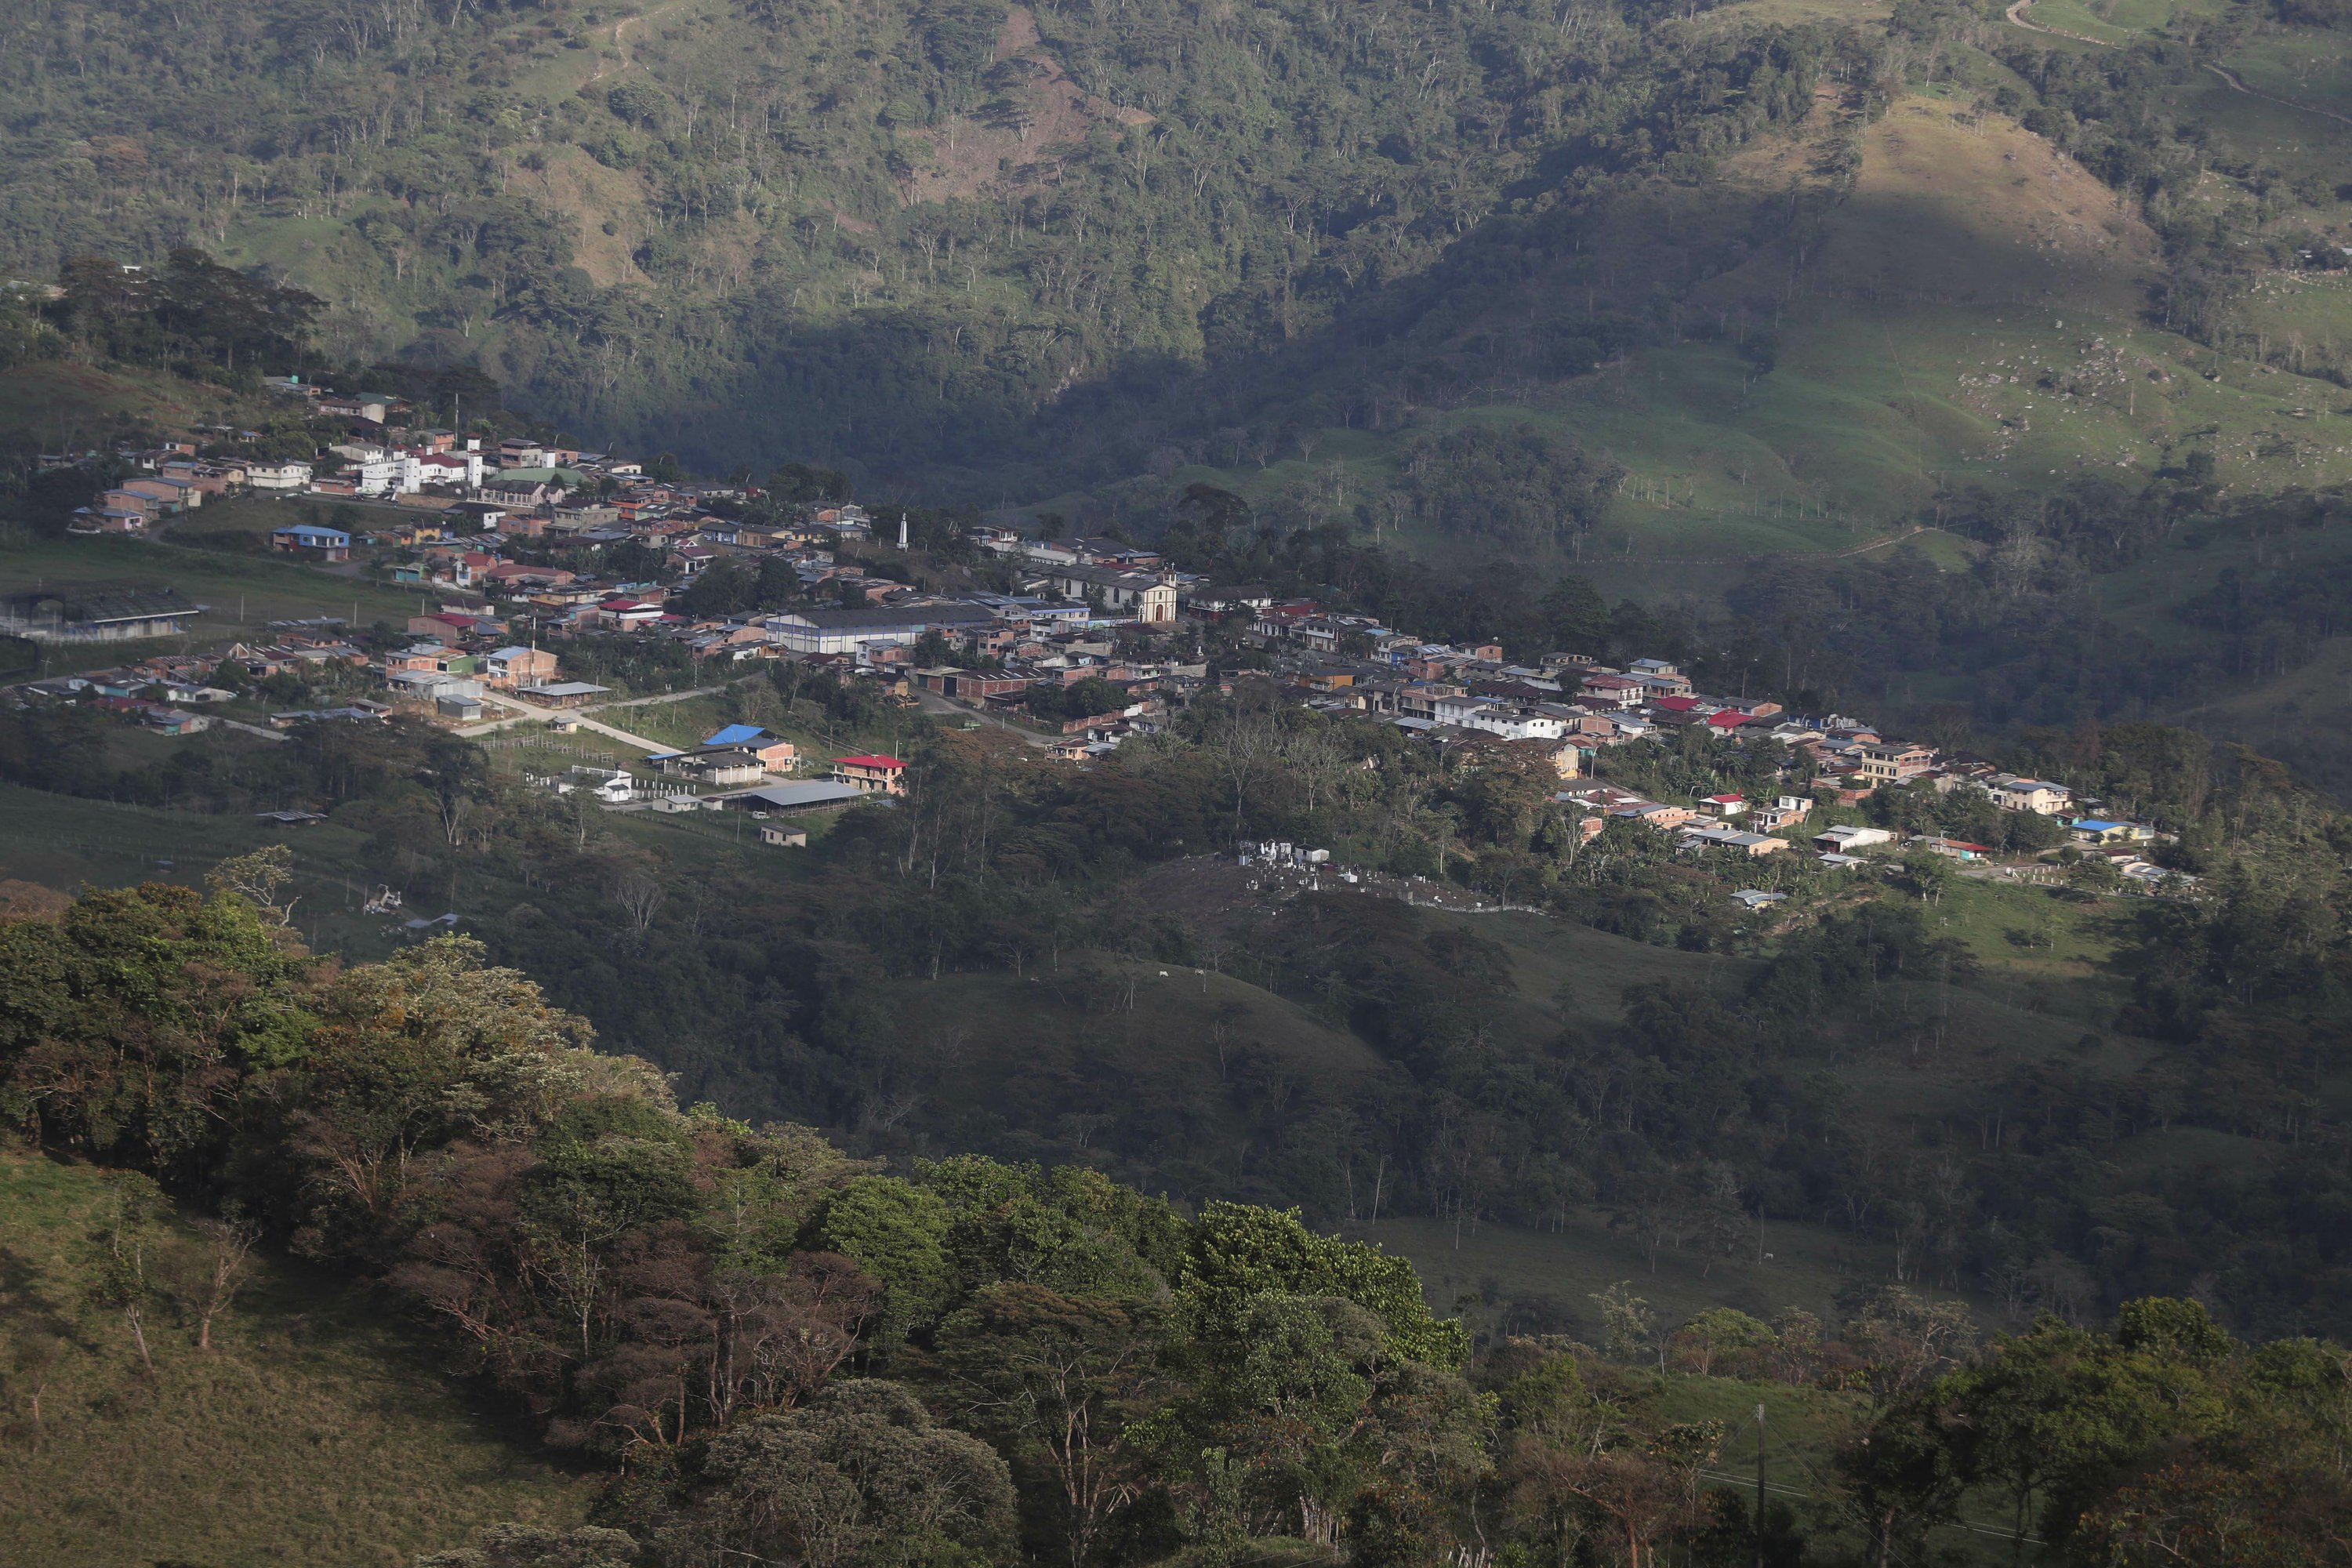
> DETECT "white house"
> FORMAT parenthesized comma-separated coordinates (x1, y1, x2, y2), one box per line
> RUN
(1992, 777, 2073, 815)
(245, 461, 314, 491)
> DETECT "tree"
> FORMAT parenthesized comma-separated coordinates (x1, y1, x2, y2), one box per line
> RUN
(1899, 849, 1954, 904)
(938, 1283, 1163, 1567)
(206, 844, 299, 926)
(1591, 1282, 1658, 1365)
(805, 1178, 955, 1341)
(87, 1173, 163, 1374)
(1668, 1307, 1773, 1376)
(163, 1209, 260, 1352)
(681, 1379, 1017, 1568)
(1208, 696, 1286, 843)
(1504, 1359, 1724, 1568)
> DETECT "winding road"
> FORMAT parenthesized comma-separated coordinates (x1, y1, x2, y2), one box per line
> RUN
(2201, 61, 2352, 129)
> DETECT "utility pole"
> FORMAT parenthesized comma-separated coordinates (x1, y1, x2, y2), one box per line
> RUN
(1755, 1403, 1768, 1568)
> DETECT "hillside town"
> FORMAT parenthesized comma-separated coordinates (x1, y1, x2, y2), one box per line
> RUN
(18, 380, 2182, 893)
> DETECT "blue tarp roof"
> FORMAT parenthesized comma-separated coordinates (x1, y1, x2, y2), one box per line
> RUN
(703, 724, 768, 746)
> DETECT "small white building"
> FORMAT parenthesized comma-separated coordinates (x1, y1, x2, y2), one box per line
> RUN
(1813, 823, 1894, 851)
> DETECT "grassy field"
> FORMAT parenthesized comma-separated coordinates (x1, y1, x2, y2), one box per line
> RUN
(0, 781, 418, 959)
(0, 1154, 596, 1566)
(0, 362, 261, 450)
(2218, 25, 2352, 118)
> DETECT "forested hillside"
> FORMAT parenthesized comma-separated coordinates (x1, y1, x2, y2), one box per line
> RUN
(5, 873, 2350, 1566)
(9, 0, 2348, 526)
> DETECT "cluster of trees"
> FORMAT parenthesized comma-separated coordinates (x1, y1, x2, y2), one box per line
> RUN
(52, 249, 321, 382)
(7, 869, 2350, 1567)
(1396, 424, 1623, 547)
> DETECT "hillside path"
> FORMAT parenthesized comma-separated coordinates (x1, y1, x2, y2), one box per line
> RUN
(2007, 3, 2352, 129)
(587, 0, 686, 83)
(2202, 63, 2352, 129)
(458, 694, 672, 753)
(2003, 0, 2114, 45)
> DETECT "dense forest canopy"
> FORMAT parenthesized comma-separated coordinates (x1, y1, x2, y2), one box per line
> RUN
(0, 0, 1828, 488)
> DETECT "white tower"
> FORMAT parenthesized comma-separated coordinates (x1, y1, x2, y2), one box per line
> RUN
(897, 512, 909, 550)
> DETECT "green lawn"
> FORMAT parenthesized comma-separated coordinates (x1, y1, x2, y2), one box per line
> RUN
(0, 1154, 596, 1567)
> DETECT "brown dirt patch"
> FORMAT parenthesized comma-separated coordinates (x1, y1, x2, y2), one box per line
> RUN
(904, 5, 1154, 205)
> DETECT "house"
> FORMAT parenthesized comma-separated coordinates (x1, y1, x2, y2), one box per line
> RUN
(122, 476, 201, 512)
(1578, 673, 1644, 707)
(1179, 583, 1272, 617)
(1993, 778, 2072, 815)
(318, 392, 393, 423)
(515, 681, 612, 709)
(483, 647, 560, 688)
(409, 611, 494, 640)
(387, 670, 485, 706)
(702, 723, 797, 772)
(1856, 742, 1936, 787)
(481, 477, 551, 510)
(1911, 836, 1994, 861)
(759, 825, 809, 848)
(1730, 890, 1788, 910)
(1813, 824, 1894, 851)
(656, 747, 767, 786)
(270, 524, 351, 561)
(1701, 793, 1747, 816)
(246, 460, 313, 491)
(140, 705, 212, 736)
(597, 598, 666, 630)
(1680, 824, 1786, 856)
(831, 753, 907, 796)
(1751, 796, 1813, 832)
(447, 501, 509, 533)
(387, 644, 477, 677)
